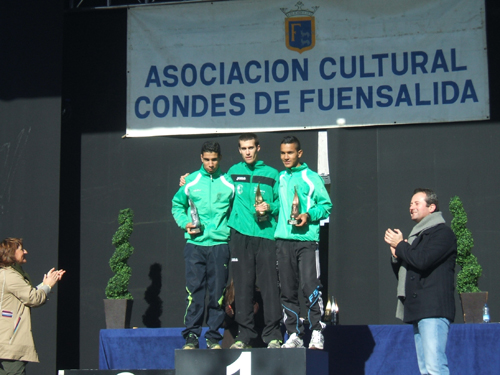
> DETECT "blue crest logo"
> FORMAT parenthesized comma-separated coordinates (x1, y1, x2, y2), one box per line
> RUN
(281, 2, 319, 54)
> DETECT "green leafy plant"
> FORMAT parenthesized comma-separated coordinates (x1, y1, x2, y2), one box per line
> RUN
(105, 208, 134, 299)
(449, 196, 482, 293)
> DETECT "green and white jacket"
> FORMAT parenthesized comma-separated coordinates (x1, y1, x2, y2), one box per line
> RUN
(172, 165, 235, 246)
(274, 163, 332, 242)
(227, 160, 279, 241)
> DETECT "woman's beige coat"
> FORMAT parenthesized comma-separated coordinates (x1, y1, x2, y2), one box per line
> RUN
(0, 266, 49, 362)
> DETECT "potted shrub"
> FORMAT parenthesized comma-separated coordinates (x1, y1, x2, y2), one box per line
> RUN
(104, 208, 135, 329)
(449, 196, 486, 323)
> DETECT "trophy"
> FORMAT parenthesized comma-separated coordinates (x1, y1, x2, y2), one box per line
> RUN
(324, 299, 332, 323)
(288, 187, 301, 225)
(324, 295, 339, 325)
(188, 198, 202, 234)
(255, 183, 269, 222)
(331, 296, 339, 325)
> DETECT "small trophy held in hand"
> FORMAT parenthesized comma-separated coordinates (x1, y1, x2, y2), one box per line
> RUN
(288, 187, 301, 225)
(255, 183, 269, 222)
(188, 198, 202, 234)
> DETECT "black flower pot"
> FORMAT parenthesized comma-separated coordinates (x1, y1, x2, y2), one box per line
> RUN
(104, 299, 133, 329)
(460, 291, 488, 323)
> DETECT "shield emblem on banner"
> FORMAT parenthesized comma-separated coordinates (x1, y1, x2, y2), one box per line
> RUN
(285, 16, 315, 53)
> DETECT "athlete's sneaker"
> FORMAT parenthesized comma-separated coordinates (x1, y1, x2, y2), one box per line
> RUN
(308, 330, 324, 350)
(206, 338, 222, 349)
(182, 333, 199, 350)
(230, 341, 252, 349)
(267, 339, 282, 349)
(282, 333, 304, 348)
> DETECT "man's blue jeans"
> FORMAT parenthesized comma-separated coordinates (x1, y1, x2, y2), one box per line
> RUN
(413, 317, 450, 375)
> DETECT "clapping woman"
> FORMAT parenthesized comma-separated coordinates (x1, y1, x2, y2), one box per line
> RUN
(0, 238, 65, 375)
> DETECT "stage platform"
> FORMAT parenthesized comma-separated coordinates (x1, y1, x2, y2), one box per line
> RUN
(176, 347, 327, 375)
(59, 371, 174, 375)
(99, 323, 500, 374)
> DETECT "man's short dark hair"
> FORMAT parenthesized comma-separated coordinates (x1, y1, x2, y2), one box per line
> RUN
(413, 188, 440, 212)
(238, 133, 259, 147)
(281, 135, 301, 151)
(201, 141, 221, 156)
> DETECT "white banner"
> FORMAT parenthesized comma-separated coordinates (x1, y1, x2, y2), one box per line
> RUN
(126, 0, 489, 137)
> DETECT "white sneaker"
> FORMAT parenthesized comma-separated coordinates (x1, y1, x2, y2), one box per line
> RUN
(308, 330, 324, 350)
(282, 333, 304, 348)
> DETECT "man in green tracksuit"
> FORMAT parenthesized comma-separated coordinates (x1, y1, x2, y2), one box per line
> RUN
(276, 135, 332, 350)
(227, 133, 283, 349)
(172, 141, 235, 350)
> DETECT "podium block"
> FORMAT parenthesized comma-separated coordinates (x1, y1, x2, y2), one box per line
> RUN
(175, 348, 328, 375)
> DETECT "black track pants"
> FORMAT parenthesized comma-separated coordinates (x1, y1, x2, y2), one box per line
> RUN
(230, 229, 282, 344)
(276, 239, 324, 336)
(182, 243, 229, 341)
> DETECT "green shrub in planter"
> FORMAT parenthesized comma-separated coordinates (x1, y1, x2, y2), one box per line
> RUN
(449, 196, 482, 293)
(105, 208, 134, 300)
